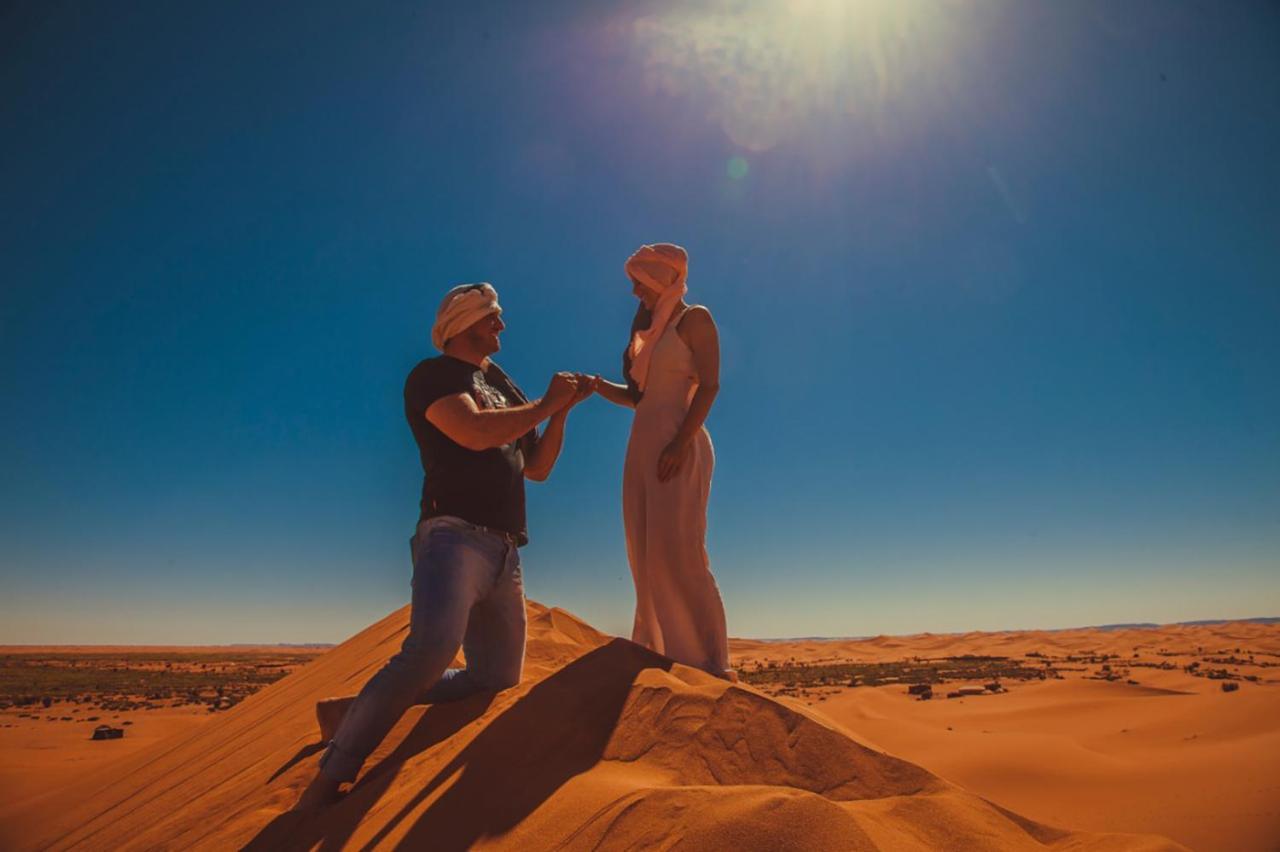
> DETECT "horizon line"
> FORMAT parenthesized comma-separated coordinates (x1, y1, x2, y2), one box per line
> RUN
(3, 615, 1277, 650)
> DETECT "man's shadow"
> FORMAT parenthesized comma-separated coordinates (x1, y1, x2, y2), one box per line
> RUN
(246, 693, 494, 852)
(247, 639, 670, 852)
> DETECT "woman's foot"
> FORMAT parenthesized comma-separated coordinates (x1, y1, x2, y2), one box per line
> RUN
(316, 696, 356, 743)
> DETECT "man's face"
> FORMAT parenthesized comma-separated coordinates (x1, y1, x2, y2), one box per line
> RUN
(460, 310, 505, 354)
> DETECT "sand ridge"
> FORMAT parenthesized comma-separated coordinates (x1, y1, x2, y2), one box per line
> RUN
(0, 603, 1193, 851)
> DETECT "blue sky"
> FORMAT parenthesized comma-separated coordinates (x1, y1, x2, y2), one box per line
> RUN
(2, 1, 1278, 643)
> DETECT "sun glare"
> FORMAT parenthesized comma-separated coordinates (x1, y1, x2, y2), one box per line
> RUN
(630, 0, 958, 154)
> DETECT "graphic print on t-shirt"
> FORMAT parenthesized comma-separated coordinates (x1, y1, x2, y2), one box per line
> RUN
(471, 374, 509, 411)
(403, 355, 530, 543)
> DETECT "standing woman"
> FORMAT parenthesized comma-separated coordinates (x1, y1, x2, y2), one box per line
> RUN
(593, 243, 731, 679)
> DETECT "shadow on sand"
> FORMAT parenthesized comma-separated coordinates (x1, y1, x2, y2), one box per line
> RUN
(268, 743, 326, 784)
(247, 638, 670, 851)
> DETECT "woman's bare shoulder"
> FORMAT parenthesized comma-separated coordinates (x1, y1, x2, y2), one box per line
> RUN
(678, 304, 716, 329)
(676, 305, 719, 354)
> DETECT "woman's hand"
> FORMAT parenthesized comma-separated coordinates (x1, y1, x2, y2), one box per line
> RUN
(570, 373, 600, 405)
(542, 372, 579, 413)
(657, 436, 691, 482)
(549, 374, 598, 419)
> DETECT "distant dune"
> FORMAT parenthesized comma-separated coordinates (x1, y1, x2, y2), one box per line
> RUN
(731, 620, 1280, 852)
(0, 644, 332, 654)
(734, 615, 1280, 644)
(0, 602, 1191, 851)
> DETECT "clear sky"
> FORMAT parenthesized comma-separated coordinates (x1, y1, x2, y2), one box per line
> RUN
(2, 1, 1278, 644)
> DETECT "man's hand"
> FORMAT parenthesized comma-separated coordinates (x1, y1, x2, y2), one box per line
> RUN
(525, 372, 597, 481)
(657, 436, 691, 482)
(569, 373, 600, 406)
(543, 372, 578, 411)
(546, 373, 599, 415)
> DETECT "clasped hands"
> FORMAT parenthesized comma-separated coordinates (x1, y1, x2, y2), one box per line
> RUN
(542, 372, 691, 482)
(543, 371, 600, 413)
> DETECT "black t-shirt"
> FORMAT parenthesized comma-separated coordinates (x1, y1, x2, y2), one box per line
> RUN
(403, 356, 535, 544)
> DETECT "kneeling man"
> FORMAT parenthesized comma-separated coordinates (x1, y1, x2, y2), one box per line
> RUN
(296, 283, 592, 808)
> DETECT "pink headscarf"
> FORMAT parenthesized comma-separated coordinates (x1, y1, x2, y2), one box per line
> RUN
(625, 243, 689, 392)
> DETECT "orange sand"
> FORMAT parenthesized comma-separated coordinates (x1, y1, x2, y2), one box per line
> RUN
(0, 603, 1197, 851)
(732, 622, 1280, 852)
(0, 643, 326, 812)
(0, 705, 216, 813)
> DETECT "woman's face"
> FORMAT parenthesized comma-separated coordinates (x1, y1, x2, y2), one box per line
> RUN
(631, 276, 658, 311)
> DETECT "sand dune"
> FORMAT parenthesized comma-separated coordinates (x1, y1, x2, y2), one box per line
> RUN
(731, 622, 1280, 852)
(0, 603, 1188, 851)
(731, 621, 1280, 666)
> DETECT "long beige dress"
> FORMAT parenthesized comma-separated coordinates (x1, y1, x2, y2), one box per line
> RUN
(623, 312, 729, 675)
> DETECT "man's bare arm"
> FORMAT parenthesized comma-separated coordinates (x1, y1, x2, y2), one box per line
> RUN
(523, 409, 566, 482)
(524, 376, 595, 481)
(426, 374, 576, 451)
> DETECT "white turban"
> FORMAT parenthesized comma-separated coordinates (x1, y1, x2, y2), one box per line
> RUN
(432, 283, 502, 350)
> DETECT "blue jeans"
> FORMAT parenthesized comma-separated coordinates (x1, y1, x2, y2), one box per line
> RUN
(318, 515, 526, 783)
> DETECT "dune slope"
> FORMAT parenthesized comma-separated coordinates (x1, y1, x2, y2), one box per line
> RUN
(0, 602, 1187, 851)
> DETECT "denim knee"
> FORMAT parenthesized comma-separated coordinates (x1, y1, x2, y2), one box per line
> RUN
(491, 674, 520, 691)
(483, 664, 522, 692)
(389, 633, 454, 675)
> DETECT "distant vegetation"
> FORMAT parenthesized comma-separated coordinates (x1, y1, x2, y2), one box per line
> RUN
(740, 655, 1058, 696)
(0, 650, 323, 714)
(740, 644, 1273, 701)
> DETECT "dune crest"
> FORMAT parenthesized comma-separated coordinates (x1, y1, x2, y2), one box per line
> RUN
(0, 602, 1187, 851)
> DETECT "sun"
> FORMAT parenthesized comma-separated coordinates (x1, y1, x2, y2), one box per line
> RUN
(629, 0, 959, 153)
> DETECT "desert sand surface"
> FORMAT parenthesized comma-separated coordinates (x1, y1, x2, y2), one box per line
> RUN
(0, 704, 217, 812)
(0, 602, 1190, 851)
(731, 622, 1280, 852)
(0, 644, 326, 812)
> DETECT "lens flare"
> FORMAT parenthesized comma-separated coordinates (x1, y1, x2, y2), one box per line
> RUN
(630, 0, 959, 155)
